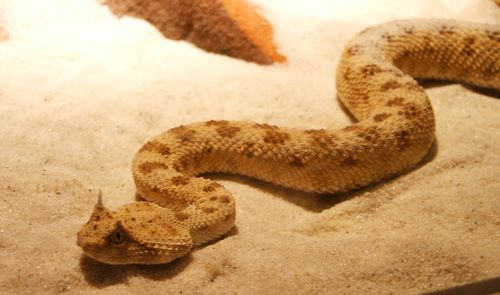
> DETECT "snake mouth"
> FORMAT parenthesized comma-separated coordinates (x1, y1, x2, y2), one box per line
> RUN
(79, 246, 131, 265)
(77, 236, 130, 264)
(78, 239, 191, 265)
(83, 250, 183, 265)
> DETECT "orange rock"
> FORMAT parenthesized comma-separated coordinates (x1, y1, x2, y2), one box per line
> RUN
(0, 14, 8, 42)
(104, 0, 286, 64)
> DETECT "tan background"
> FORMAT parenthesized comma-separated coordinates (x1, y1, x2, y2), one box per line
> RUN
(0, 0, 499, 294)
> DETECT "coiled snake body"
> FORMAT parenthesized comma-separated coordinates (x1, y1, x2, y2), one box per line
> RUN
(77, 19, 499, 264)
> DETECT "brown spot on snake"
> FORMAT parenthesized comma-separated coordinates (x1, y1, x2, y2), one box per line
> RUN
(358, 126, 381, 143)
(202, 206, 216, 213)
(205, 120, 229, 127)
(139, 162, 168, 174)
(219, 195, 231, 204)
(439, 25, 455, 35)
(380, 80, 401, 91)
(203, 183, 222, 192)
(175, 212, 190, 221)
(216, 125, 241, 138)
(361, 64, 383, 77)
(170, 126, 197, 142)
(139, 141, 171, 156)
(404, 27, 415, 35)
(305, 129, 336, 149)
(346, 45, 362, 56)
(262, 128, 290, 144)
(289, 155, 306, 167)
(461, 36, 476, 56)
(373, 113, 392, 122)
(341, 155, 358, 166)
(171, 176, 191, 186)
(398, 103, 421, 120)
(394, 130, 411, 151)
(486, 30, 499, 42)
(386, 97, 405, 107)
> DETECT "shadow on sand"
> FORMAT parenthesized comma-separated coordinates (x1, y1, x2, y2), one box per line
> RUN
(79, 253, 192, 287)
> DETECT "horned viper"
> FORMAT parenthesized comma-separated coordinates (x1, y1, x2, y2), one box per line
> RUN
(77, 19, 499, 264)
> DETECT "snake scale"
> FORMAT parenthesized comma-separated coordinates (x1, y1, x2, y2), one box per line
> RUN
(77, 19, 499, 264)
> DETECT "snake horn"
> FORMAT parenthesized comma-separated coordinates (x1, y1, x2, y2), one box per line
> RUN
(95, 189, 103, 209)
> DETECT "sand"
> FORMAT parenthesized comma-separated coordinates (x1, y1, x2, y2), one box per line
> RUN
(0, 0, 499, 294)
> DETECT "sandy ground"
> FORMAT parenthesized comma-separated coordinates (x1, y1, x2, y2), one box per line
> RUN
(0, 0, 499, 294)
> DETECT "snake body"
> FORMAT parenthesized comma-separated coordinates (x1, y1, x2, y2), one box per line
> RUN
(77, 19, 499, 264)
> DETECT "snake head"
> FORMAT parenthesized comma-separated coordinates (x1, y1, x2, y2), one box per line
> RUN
(77, 191, 193, 264)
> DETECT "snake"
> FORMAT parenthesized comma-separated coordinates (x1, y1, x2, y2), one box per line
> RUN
(77, 19, 499, 264)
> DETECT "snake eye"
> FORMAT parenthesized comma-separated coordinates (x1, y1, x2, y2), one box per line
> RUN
(109, 229, 127, 245)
